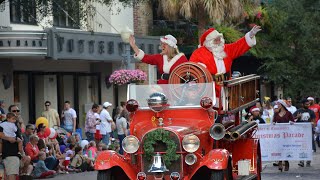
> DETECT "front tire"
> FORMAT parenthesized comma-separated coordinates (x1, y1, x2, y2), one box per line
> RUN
(97, 170, 113, 180)
(210, 170, 224, 180)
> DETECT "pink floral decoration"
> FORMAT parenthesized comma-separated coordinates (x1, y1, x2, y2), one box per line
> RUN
(109, 69, 147, 85)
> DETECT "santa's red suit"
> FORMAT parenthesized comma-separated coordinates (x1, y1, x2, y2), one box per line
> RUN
(134, 49, 188, 84)
(190, 28, 256, 97)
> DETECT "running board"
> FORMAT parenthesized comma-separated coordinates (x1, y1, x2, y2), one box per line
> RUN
(236, 174, 257, 180)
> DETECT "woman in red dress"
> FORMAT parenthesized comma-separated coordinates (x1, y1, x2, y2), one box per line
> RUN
(129, 34, 188, 84)
(273, 99, 294, 171)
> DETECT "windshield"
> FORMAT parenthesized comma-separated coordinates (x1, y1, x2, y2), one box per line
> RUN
(127, 82, 216, 109)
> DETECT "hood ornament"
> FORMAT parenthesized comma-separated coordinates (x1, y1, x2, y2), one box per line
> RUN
(147, 92, 168, 113)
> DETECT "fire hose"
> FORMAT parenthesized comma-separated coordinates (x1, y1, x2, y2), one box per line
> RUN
(168, 62, 213, 100)
(169, 62, 213, 84)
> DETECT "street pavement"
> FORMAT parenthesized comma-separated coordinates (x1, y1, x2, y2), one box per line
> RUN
(261, 150, 320, 180)
(47, 151, 320, 180)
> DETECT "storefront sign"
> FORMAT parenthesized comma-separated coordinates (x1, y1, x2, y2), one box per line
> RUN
(253, 123, 313, 161)
(47, 28, 159, 61)
(0, 31, 47, 56)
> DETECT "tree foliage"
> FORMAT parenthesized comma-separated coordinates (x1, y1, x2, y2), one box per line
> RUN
(256, 0, 320, 98)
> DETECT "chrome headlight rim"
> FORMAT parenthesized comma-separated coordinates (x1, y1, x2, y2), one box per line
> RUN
(182, 134, 200, 153)
(122, 135, 140, 154)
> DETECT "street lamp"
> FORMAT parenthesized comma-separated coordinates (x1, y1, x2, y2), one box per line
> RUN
(120, 26, 134, 70)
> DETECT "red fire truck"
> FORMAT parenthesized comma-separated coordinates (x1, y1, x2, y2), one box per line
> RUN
(95, 62, 261, 180)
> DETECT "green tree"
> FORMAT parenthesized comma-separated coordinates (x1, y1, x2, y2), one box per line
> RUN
(156, 0, 255, 37)
(256, 0, 320, 98)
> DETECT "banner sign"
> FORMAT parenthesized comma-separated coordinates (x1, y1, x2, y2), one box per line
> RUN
(253, 123, 313, 161)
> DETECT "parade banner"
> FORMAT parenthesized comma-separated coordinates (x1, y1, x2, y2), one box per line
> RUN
(253, 123, 313, 161)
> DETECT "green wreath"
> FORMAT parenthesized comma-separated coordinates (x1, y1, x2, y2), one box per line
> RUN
(143, 129, 180, 166)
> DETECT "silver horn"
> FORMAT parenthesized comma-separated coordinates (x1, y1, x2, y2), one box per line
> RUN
(148, 152, 169, 173)
(209, 123, 226, 140)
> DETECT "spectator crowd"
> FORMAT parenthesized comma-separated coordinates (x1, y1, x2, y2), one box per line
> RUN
(0, 100, 130, 179)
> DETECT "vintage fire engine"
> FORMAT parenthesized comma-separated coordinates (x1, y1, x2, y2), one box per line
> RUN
(95, 62, 261, 180)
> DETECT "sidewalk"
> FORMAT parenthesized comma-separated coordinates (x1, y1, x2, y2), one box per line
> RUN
(261, 150, 320, 180)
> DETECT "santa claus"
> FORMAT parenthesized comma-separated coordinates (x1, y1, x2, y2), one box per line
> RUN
(129, 34, 188, 84)
(190, 25, 261, 97)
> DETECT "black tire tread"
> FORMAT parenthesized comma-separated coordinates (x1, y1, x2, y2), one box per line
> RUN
(210, 170, 224, 180)
(97, 170, 112, 180)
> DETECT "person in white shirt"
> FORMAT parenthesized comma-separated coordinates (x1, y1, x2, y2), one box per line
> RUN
(61, 101, 77, 133)
(99, 102, 113, 146)
(116, 110, 128, 155)
(286, 97, 297, 115)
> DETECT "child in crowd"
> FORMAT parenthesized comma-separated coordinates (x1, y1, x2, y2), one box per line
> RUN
(48, 144, 67, 174)
(0, 112, 24, 157)
(70, 146, 94, 172)
(62, 149, 74, 173)
(66, 136, 77, 148)
(46, 144, 55, 158)
(46, 144, 62, 171)
(97, 142, 107, 154)
(73, 133, 81, 145)
(80, 140, 89, 155)
(37, 138, 46, 152)
(95, 124, 102, 144)
(32, 152, 56, 178)
(87, 141, 97, 160)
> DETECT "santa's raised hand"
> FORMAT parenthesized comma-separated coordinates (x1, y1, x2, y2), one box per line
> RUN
(129, 35, 140, 55)
(129, 35, 136, 47)
(249, 25, 262, 38)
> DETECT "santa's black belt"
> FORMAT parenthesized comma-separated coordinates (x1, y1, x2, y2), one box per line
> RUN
(212, 73, 229, 85)
(158, 73, 170, 80)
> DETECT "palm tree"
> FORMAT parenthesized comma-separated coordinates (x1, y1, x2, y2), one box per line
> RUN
(158, 0, 253, 38)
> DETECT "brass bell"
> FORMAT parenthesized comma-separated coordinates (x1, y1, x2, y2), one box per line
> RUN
(148, 152, 169, 173)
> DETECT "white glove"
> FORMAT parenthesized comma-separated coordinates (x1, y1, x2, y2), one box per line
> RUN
(249, 25, 262, 38)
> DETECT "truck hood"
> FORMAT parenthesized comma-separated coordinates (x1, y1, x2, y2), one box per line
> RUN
(130, 109, 213, 139)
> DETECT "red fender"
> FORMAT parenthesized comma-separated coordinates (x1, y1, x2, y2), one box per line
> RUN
(186, 149, 230, 179)
(200, 149, 230, 169)
(95, 150, 137, 180)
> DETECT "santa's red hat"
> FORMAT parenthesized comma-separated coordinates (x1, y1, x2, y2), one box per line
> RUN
(200, 28, 223, 46)
(307, 97, 314, 101)
(250, 106, 260, 113)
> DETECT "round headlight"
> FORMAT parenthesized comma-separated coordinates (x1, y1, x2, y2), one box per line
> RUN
(182, 134, 200, 153)
(122, 135, 140, 153)
(126, 99, 139, 112)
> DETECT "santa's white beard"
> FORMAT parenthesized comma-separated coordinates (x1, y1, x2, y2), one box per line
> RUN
(204, 38, 226, 60)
